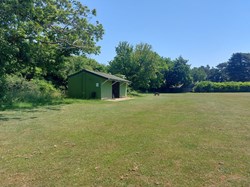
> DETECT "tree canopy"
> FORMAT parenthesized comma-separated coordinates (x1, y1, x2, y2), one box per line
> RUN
(108, 42, 167, 91)
(0, 0, 104, 80)
(193, 53, 250, 83)
(164, 56, 192, 88)
(108, 41, 135, 79)
(227, 53, 250, 82)
(191, 67, 207, 83)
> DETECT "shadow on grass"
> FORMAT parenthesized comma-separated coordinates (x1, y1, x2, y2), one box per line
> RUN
(0, 98, 77, 111)
(0, 114, 22, 121)
(0, 97, 121, 121)
(0, 99, 77, 122)
(0, 113, 38, 121)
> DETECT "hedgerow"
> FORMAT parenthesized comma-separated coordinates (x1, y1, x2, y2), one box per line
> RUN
(193, 81, 250, 92)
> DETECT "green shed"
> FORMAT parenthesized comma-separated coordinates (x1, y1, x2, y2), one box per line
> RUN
(68, 69, 130, 99)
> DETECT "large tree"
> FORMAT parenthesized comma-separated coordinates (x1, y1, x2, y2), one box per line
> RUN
(0, 0, 104, 84)
(108, 42, 167, 91)
(108, 41, 135, 79)
(132, 43, 166, 91)
(226, 53, 250, 81)
(164, 56, 192, 88)
(206, 62, 228, 82)
(191, 67, 207, 83)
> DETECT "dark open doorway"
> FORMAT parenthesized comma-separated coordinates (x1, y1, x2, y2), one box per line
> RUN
(112, 82, 120, 98)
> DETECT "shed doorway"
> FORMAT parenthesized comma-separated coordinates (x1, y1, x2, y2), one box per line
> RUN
(112, 82, 120, 98)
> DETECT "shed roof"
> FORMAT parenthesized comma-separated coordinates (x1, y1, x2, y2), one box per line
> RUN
(68, 69, 130, 82)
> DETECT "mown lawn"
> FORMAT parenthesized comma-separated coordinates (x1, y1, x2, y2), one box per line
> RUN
(0, 93, 250, 186)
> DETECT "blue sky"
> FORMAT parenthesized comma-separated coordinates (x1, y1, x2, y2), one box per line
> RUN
(82, 0, 250, 67)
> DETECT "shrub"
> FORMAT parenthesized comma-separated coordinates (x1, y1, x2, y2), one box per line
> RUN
(0, 75, 62, 107)
(194, 81, 250, 92)
(193, 81, 212, 92)
(127, 87, 142, 97)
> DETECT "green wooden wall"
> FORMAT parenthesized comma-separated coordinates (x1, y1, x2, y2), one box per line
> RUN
(68, 71, 128, 99)
(101, 81, 112, 99)
(83, 72, 103, 99)
(120, 83, 128, 97)
(68, 73, 83, 98)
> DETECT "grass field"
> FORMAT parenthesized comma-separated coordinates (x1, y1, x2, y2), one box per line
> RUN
(0, 93, 250, 186)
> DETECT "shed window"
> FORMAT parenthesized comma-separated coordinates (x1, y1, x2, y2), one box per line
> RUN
(96, 83, 99, 87)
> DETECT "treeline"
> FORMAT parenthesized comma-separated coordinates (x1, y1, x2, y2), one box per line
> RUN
(1, 1, 250, 107)
(108, 42, 191, 92)
(108, 42, 250, 92)
(191, 53, 250, 83)
(1, 39, 250, 106)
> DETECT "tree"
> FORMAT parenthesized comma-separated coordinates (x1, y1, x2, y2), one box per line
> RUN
(49, 56, 107, 89)
(0, 0, 104, 83)
(108, 41, 135, 79)
(164, 56, 192, 88)
(200, 65, 211, 76)
(206, 62, 228, 82)
(226, 53, 250, 81)
(132, 43, 166, 91)
(191, 67, 207, 83)
(108, 42, 167, 91)
(148, 57, 169, 91)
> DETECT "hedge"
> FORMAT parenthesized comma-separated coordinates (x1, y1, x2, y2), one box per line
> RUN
(193, 81, 250, 92)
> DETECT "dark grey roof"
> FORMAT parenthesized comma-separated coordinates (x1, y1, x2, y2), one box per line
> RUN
(68, 69, 130, 82)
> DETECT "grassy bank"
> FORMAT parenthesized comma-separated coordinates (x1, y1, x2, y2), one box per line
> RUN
(0, 93, 249, 186)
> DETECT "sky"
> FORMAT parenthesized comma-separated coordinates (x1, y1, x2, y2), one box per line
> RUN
(81, 0, 250, 67)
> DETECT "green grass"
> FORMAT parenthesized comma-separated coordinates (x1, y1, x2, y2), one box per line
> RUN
(0, 93, 250, 186)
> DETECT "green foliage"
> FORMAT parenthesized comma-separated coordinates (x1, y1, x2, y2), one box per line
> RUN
(164, 56, 192, 88)
(108, 41, 134, 77)
(108, 42, 167, 91)
(0, 0, 104, 81)
(206, 62, 229, 82)
(64, 56, 107, 75)
(193, 81, 214, 92)
(47, 55, 107, 89)
(196, 53, 250, 83)
(226, 53, 250, 81)
(0, 75, 62, 107)
(132, 43, 167, 91)
(0, 0, 106, 104)
(0, 76, 7, 101)
(194, 81, 250, 92)
(127, 87, 142, 97)
(191, 67, 207, 82)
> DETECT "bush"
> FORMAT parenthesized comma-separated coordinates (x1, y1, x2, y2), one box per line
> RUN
(0, 75, 62, 107)
(193, 81, 250, 92)
(127, 87, 142, 97)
